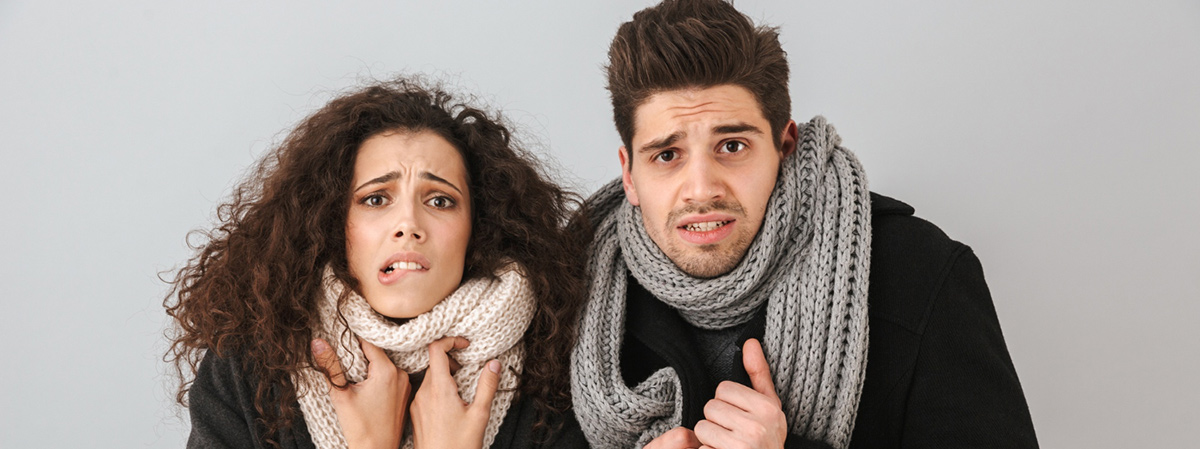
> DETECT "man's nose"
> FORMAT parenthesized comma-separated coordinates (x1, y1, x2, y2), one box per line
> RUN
(680, 153, 726, 203)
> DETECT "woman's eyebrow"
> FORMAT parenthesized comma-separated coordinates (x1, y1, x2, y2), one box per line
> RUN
(420, 171, 463, 195)
(353, 170, 463, 195)
(354, 171, 399, 193)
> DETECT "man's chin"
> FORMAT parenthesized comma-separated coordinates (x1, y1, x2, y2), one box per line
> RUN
(648, 229, 750, 279)
(669, 249, 742, 279)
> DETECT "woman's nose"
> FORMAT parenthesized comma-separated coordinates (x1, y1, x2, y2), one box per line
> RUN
(394, 229, 422, 240)
(391, 203, 425, 241)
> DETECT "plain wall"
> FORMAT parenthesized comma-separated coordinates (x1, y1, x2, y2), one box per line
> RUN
(1, 1, 1197, 447)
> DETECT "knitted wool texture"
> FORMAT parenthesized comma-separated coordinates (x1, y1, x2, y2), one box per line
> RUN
(571, 117, 872, 449)
(295, 263, 535, 449)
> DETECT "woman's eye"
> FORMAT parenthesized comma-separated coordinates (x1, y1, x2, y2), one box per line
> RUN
(426, 196, 455, 209)
(362, 194, 387, 207)
(720, 141, 747, 153)
(653, 150, 678, 163)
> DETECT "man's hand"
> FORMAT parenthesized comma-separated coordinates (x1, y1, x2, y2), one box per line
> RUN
(694, 338, 787, 449)
(644, 427, 702, 449)
(410, 337, 500, 449)
(312, 337, 411, 449)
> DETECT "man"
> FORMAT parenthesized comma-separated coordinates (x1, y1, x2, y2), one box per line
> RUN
(570, 1, 1039, 448)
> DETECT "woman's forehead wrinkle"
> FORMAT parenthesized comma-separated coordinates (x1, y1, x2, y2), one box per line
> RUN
(353, 153, 408, 188)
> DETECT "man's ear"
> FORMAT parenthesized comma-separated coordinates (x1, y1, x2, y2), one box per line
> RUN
(780, 119, 799, 157)
(619, 146, 640, 206)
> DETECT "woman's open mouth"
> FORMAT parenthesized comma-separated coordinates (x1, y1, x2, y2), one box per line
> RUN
(382, 261, 426, 274)
(378, 252, 432, 284)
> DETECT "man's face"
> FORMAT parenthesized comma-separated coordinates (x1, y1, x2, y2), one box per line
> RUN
(620, 84, 796, 278)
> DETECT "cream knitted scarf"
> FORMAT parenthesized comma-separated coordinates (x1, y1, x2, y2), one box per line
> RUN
(571, 117, 872, 449)
(295, 263, 535, 449)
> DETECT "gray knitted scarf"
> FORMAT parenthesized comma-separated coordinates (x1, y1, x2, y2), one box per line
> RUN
(571, 117, 872, 449)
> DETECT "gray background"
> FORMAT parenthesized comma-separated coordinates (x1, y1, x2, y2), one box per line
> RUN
(1, 0, 1197, 447)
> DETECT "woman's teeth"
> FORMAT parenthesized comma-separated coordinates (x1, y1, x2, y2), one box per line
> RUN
(683, 220, 730, 232)
(382, 261, 425, 274)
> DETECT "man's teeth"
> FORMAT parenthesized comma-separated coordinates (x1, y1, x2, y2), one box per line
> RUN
(683, 221, 730, 232)
(383, 261, 425, 273)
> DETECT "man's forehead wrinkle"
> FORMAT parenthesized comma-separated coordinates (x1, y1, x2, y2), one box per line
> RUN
(665, 100, 717, 111)
(663, 101, 732, 120)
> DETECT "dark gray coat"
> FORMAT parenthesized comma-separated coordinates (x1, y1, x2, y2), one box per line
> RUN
(615, 193, 1039, 448)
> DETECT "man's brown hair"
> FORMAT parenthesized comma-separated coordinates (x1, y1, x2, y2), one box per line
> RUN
(606, 0, 790, 152)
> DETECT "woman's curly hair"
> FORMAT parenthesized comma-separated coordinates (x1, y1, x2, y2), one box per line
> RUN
(164, 77, 586, 446)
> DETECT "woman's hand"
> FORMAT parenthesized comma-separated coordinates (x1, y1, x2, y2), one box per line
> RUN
(312, 337, 412, 449)
(410, 337, 502, 449)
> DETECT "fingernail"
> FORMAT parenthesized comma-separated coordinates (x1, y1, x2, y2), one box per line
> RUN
(487, 360, 500, 373)
(311, 339, 328, 355)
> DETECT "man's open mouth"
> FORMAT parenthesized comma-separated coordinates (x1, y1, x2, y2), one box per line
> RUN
(681, 220, 732, 232)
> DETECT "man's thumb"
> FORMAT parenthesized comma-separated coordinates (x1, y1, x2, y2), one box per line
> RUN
(743, 338, 780, 402)
(470, 359, 502, 415)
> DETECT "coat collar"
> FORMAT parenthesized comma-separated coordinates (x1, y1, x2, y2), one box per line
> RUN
(871, 192, 914, 216)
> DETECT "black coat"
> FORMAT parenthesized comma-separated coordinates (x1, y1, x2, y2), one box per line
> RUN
(614, 193, 1039, 448)
(186, 352, 585, 449)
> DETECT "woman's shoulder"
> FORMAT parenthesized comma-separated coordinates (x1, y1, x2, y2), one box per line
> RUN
(191, 350, 255, 412)
(188, 350, 315, 449)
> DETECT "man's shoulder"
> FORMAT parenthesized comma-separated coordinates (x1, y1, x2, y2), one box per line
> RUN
(867, 192, 974, 335)
(869, 192, 950, 243)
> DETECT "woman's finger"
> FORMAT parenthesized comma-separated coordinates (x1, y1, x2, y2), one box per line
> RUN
(358, 336, 388, 364)
(447, 350, 464, 375)
(425, 337, 469, 379)
(358, 336, 397, 380)
(311, 338, 348, 388)
(468, 359, 501, 417)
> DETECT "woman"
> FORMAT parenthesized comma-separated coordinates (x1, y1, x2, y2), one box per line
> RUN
(164, 78, 587, 449)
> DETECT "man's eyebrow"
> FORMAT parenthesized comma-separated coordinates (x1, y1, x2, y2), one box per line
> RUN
(420, 171, 463, 195)
(713, 122, 764, 136)
(352, 170, 463, 195)
(638, 131, 685, 153)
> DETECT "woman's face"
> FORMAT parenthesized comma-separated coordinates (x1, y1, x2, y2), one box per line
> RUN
(345, 130, 472, 319)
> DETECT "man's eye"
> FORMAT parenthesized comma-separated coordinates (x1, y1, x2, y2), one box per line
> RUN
(653, 150, 678, 163)
(720, 141, 747, 153)
(426, 196, 455, 209)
